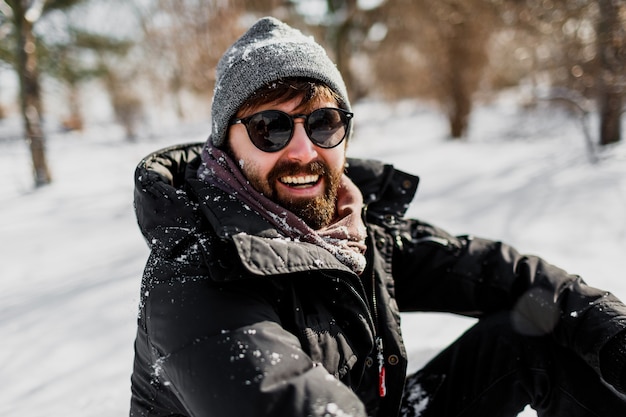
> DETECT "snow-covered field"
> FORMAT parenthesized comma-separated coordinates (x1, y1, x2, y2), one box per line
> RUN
(2, 96, 625, 416)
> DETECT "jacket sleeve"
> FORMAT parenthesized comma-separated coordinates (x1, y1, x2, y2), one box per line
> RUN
(391, 218, 626, 379)
(141, 249, 367, 417)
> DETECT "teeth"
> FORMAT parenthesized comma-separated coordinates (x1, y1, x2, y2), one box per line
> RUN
(280, 175, 319, 185)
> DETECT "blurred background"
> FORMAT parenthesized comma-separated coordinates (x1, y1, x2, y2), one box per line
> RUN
(0, 0, 624, 186)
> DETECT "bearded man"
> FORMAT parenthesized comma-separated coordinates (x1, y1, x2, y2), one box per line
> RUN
(129, 17, 626, 417)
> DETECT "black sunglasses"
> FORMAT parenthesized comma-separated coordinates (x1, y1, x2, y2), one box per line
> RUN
(230, 107, 353, 153)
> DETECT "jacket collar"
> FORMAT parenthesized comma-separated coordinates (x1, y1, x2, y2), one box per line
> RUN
(187, 175, 356, 276)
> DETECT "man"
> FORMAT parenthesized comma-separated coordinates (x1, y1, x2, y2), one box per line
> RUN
(129, 17, 626, 417)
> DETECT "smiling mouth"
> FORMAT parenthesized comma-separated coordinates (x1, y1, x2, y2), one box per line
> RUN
(279, 175, 321, 188)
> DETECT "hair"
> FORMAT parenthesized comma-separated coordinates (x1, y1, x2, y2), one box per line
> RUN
(235, 77, 345, 118)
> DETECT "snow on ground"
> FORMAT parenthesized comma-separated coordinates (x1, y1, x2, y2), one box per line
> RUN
(1, 97, 625, 416)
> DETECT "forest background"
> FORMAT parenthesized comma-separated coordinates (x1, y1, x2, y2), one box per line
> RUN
(0, 0, 625, 187)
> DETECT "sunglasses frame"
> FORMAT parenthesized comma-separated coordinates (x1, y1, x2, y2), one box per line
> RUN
(230, 107, 353, 153)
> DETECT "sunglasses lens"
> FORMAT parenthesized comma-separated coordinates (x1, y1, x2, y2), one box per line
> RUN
(246, 111, 292, 152)
(307, 109, 349, 148)
(239, 108, 351, 152)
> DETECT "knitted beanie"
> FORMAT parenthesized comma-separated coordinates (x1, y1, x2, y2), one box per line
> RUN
(210, 16, 351, 148)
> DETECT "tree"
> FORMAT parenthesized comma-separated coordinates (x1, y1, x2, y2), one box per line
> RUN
(322, 0, 367, 100)
(1, 0, 85, 186)
(286, 0, 376, 101)
(131, 0, 290, 120)
(368, 0, 500, 139)
(428, 0, 496, 138)
(48, 28, 135, 133)
(45, 28, 131, 131)
(500, 0, 624, 145)
(596, 0, 625, 145)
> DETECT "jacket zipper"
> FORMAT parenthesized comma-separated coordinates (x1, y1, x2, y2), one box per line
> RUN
(370, 267, 386, 397)
(362, 203, 386, 397)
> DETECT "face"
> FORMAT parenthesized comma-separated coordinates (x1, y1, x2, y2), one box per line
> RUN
(228, 98, 348, 229)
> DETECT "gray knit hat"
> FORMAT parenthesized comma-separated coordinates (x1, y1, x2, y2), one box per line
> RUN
(210, 16, 351, 148)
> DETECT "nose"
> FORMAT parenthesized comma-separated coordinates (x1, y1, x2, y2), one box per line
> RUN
(283, 120, 318, 162)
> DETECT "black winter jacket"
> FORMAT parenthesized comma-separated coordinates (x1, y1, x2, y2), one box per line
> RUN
(130, 143, 626, 417)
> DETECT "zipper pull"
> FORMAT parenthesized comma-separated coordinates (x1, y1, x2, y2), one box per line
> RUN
(376, 337, 386, 397)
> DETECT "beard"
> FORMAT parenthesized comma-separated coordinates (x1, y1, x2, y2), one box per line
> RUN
(247, 159, 343, 230)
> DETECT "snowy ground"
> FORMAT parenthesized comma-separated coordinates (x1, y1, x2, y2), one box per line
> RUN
(2, 96, 625, 416)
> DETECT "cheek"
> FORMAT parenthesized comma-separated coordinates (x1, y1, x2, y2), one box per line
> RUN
(321, 146, 347, 173)
(236, 152, 277, 182)
(228, 130, 275, 182)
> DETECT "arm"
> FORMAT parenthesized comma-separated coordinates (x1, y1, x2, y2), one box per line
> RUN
(391, 218, 626, 389)
(141, 250, 367, 417)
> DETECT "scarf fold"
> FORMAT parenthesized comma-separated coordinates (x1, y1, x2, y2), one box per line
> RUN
(198, 142, 367, 275)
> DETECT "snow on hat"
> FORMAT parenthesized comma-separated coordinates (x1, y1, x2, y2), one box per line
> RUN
(210, 16, 351, 148)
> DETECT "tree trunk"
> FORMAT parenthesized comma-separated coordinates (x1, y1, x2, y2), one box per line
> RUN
(447, 23, 472, 139)
(16, 7, 52, 186)
(447, 57, 471, 139)
(598, 89, 622, 145)
(596, 0, 624, 146)
(64, 84, 84, 131)
(448, 92, 470, 139)
(326, 0, 364, 101)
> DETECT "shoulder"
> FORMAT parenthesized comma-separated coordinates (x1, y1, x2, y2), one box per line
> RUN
(134, 143, 205, 251)
(135, 142, 203, 187)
